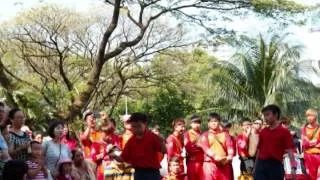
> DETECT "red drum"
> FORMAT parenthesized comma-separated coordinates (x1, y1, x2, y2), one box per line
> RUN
(283, 154, 308, 180)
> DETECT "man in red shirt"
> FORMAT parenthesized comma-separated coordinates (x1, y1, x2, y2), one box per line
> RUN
(236, 118, 254, 176)
(302, 108, 320, 180)
(184, 115, 204, 180)
(198, 113, 234, 180)
(122, 113, 166, 180)
(167, 118, 186, 175)
(254, 104, 296, 180)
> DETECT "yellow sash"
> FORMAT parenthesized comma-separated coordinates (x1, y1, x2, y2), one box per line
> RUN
(305, 127, 320, 154)
(208, 132, 227, 157)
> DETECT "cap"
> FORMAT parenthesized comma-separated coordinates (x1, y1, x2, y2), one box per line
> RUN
(83, 110, 94, 120)
(190, 115, 201, 122)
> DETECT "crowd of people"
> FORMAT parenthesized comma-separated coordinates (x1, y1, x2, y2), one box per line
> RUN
(0, 101, 319, 180)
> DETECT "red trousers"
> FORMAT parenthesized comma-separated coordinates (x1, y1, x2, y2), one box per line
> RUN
(304, 153, 320, 180)
(202, 162, 233, 180)
(187, 161, 203, 180)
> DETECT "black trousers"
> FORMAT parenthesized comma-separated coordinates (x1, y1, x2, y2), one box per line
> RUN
(254, 159, 284, 180)
(134, 168, 161, 180)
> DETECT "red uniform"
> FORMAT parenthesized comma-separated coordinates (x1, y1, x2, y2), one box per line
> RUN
(198, 130, 234, 180)
(90, 134, 120, 180)
(62, 136, 77, 150)
(302, 125, 320, 180)
(81, 130, 102, 159)
(122, 130, 162, 169)
(166, 134, 184, 174)
(184, 129, 203, 180)
(237, 133, 249, 158)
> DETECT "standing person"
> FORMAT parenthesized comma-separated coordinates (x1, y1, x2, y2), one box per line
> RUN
(248, 118, 262, 158)
(184, 115, 203, 180)
(80, 110, 101, 159)
(166, 118, 186, 175)
(71, 148, 96, 180)
(0, 102, 7, 127)
(62, 124, 77, 151)
(121, 113, 166, 180)
(99, 111, 109, 123)
(43, 121, 71, 178)
(8, 108, 31, 161)
(237, 118, 254, 178)
(119, 115, 132, 150)
(151, 125, 165, 164)
(254, 105, 296, 180)
(91, 121, 120, 180)
(301, 109, 320, 180)
(198, 113, 234, 180)
(26, 141, 51, 180)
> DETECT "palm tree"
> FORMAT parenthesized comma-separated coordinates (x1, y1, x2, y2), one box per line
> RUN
(208, 34, 319, 120)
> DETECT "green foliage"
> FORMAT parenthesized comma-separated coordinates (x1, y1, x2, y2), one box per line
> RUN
(207, 34, 319, 123)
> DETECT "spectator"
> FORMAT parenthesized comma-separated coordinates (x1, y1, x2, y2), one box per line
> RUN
(26, 141, 51, 180)
(71, 148, 96, 180)
(2, 160, 28, 180)
(43, 121, 71, 178)
(104, 145, 134, 180)
(8, 109, 31, 161)
(91, 121, 120, 180)
(32, 132, 43, 144)
(162, 156, 187, 180)
(62, 124, 77, 151)
(21, 125, 33, 139)
(80, 110, 101, 159)
(56, 158, 75, 180)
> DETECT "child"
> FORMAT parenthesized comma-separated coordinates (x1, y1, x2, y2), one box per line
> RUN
(26, 141, 50, 180)
(56, 158, 75, 180)
(166, 118, 186, 175)
(104, 145, 134, 180)
(3, 160, 28, 180)
(162, 156, 187, 180)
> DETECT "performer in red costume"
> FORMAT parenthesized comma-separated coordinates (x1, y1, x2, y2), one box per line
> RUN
(302, 108, 320, 180)
(236, 118, 254, 177)
(184, 115, 204, 180)
(167, 118, 186, 175)
(91, 121, 120, 180)
(119, 114, 132, 150)
(80, 110, 101, 159)
(198, 113, 234, 180)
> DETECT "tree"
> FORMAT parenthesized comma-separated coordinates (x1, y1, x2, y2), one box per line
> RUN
(208, 34, 319, 120)
(0, 0, 307, 121)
